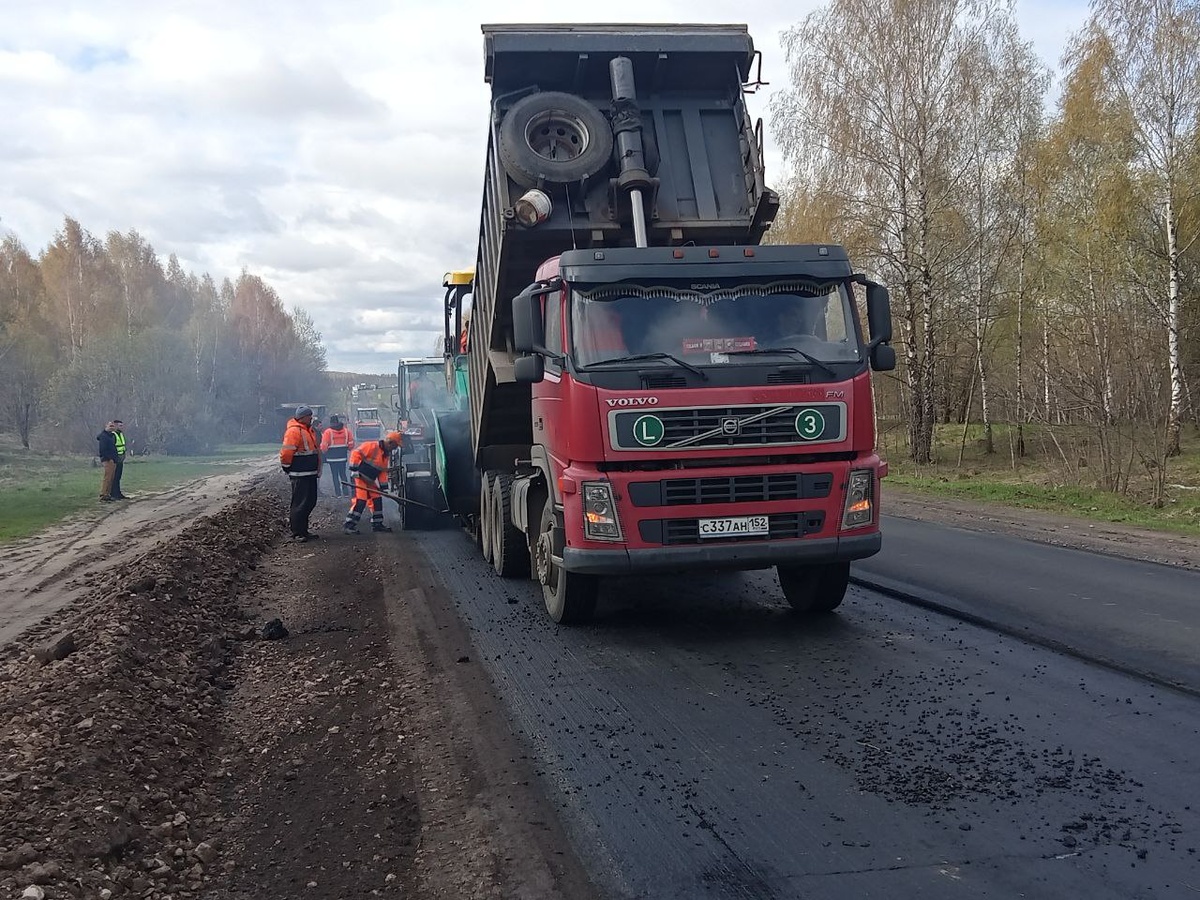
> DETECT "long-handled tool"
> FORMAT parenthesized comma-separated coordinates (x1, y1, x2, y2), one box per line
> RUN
(339, 480, 446, 513)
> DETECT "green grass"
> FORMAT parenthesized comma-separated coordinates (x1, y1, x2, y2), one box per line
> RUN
(0, 445, 276, 543)
(887, 474, 1200, 536)
(880, 422, 1200, 537)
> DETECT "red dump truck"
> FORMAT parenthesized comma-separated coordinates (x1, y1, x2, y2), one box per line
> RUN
(435, 23, 895, 624)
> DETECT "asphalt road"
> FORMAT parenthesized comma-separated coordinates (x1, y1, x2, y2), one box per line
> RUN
(414, 526, 1200, 900)
(857, 515, 1200, 694)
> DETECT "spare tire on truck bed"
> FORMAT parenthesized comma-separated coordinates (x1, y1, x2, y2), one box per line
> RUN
(498, 91, 614, 189)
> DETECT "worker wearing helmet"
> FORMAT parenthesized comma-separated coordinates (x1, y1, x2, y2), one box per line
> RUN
(343, 431, 403, 534)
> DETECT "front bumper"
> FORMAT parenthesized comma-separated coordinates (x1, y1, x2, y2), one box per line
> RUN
(561, 531, 881, 575)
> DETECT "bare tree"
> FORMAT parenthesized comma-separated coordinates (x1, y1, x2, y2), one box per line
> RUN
(1090, 0, 1200, 455)
(772, 0, 1042, 462)
(39, 218, 116, 358)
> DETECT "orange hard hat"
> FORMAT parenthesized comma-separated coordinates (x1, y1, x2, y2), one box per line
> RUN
(385, 431, 403, 446)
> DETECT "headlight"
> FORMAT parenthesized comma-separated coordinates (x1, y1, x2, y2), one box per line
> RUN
(581, 481, 623, 541)
(841, 468, 875, 529)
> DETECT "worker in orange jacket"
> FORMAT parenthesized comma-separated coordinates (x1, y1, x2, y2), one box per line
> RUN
(343, 431, 402, 534)
(320, 414, 355, 498)
(280, 405, 321, 542)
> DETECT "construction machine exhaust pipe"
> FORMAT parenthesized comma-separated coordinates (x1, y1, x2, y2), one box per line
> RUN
(609, 56, 651, 248)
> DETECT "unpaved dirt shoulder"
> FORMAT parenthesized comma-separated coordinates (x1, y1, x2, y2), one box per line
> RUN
(204, 491, 600, 900)
(884, 485, 1200, 570)
(0, 484, 599, 900)
(0, 489, 279, 900)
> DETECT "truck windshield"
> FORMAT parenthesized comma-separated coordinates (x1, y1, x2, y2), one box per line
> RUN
(406, 367, 452, 409)
(570, 281, 862, 369)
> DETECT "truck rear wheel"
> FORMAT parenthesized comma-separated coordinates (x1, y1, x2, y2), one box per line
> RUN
(490, 474, 530, 578)
(480, 471, 496, 564)
(535, 499, 597, 625)
(777, 562, 850, 613)
(498, 91, 614, 189)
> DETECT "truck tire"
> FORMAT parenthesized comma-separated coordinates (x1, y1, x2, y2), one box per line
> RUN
(480, 471, 496, 564)
(535, 499, 597, 625)
(490, 473, 530, 578)
(498, 91, 614, 189)
(777, 562, 850, 613)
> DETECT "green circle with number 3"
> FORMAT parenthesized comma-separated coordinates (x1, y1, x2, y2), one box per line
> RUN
(795, 408, 825, 440)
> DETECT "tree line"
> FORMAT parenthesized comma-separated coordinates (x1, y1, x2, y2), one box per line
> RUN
(771, 0, 1199, 499)
(0, 217, 328, 454)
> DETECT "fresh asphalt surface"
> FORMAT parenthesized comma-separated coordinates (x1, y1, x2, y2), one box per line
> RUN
(856, 515, 1200, 695)
(413, 517, 1200, 899)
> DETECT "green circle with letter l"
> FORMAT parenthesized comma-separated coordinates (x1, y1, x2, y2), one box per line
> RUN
(795, 408, 826, 440)
(632, 414, 665, 446)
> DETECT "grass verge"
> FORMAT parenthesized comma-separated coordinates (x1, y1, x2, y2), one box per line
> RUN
(881, 423, 1200, 537)
(0, 445, 276, 543)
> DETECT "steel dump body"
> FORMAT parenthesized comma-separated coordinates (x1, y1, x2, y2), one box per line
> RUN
(468, 24, 777, 464)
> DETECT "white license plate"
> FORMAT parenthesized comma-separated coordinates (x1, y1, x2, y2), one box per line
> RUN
(698, 515, 770, 538)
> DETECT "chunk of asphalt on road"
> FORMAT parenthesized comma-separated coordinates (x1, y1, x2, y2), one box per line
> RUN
(262, 618, 289, 640)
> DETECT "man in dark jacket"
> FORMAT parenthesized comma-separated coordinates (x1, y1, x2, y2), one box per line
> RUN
(97, 421, 118, 502)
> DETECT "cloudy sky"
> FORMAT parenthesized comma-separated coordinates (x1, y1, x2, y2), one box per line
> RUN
(0, 0, 1088, 374)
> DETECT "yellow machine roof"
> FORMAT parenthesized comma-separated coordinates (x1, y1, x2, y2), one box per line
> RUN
(443, 268, 474, 287)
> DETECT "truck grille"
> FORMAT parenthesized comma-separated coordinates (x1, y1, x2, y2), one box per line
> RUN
(609, 402, 845, 451)
(628, 473, 834, 507)
(638, 512, 826, 545)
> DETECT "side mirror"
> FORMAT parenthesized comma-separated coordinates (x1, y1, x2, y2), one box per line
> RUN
(870, 343, 896, 372)
(390, 392, 401, 411)
(512, 284, 546, 353)
(514, 354, 545, 384)
(865, 282, 892, 346)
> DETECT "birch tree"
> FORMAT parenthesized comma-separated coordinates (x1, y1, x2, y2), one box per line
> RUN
(39, 219, 116, 357)
(772, 0, 1043, 462)
(1089, 0, 1200, 455)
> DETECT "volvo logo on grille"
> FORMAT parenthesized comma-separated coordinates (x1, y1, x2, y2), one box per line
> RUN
(720, 417, 741, 435)
(606, 397, 660, 407)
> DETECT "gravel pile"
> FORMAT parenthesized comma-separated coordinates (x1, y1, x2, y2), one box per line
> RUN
(0, 491, 281, 900)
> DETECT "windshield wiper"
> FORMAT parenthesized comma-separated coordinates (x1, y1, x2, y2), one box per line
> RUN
(728, 347, 838, 379)
(584, 352, 708, 380)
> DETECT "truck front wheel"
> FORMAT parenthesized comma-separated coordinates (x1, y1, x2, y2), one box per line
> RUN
(535, 500, 597, 625)
(777, 562, 850, 613)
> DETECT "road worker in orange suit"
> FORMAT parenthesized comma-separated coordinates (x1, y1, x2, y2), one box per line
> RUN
(343, 431, 402, 534)
(459, 308, 471, 354)
(320, 414, 355, 498)
(280, 405, 321, 542)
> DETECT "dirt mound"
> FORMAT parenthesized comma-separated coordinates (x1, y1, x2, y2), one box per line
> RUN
(0, 491, 279, 899)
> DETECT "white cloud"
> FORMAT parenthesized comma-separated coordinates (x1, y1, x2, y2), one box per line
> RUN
(0, 0, 1088, 372)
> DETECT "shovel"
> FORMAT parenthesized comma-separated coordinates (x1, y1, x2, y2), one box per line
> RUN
(339, 480, 445, 513)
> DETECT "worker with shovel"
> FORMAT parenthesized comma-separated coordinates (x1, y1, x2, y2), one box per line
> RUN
(343, 431, 402, 534)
